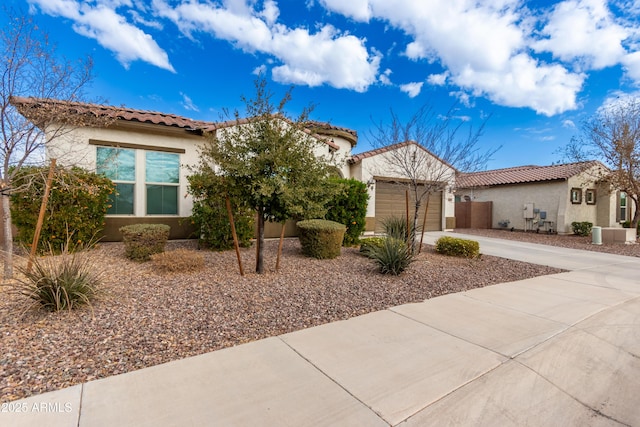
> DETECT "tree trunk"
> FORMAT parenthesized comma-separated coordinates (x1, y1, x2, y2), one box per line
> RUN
(256, 207, 265, 274)
(2, 194, 13, 279)
(631, 197, 640, 229)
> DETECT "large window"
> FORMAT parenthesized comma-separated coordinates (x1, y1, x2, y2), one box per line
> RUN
(96, 145, 181, 216)
(97, 147, 135, 215)
(146, 151, 179, 215)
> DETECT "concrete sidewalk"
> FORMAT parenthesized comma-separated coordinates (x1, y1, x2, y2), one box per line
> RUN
(3, 233, 640, 426)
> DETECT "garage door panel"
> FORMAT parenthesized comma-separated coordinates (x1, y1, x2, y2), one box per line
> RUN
(375, 181, 442, 233)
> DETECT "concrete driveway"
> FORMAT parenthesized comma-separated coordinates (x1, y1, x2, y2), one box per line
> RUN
(3, 232, 639, 426)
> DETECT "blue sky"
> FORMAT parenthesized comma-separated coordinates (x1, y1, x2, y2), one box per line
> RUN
(7, 0, 640, 169)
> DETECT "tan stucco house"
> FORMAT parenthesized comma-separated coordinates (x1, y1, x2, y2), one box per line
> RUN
(456, 161, 633, 234)
(11, 97, 455, 240)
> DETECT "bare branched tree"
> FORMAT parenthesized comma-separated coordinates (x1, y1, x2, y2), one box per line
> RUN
(1, 9, 100, 278)
(564, 97, 640, 228)
(370, 104, 498, 248)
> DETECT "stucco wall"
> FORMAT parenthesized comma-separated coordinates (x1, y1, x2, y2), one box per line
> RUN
(48, 123, 203, 219)
(457, 181, 567, 231)
(353, 146, 456, 230)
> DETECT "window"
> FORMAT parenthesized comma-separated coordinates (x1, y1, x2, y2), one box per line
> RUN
(619, 192, 628, 222)
(585, 189, 596, 205)
(97, 147, 135, 215)
(570, 188, 582, 204)
(146, 151, 179, 215)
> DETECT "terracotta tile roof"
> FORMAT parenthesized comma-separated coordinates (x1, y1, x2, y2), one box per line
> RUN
(349, 141, 456, 170)
(456, 161, 605, 188)
(10, 96, 210, 130)
(10, 97, 343, 150)
(304, 120, 357, 137)
(303, 120, 358, 146)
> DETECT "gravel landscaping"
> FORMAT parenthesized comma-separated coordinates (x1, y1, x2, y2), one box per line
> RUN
(1, 237, 567, 402)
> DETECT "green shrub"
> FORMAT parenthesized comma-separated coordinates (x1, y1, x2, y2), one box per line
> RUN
(120, 224, 170, 261)
(359, 237, 386, 258)
(187, 173, 254, 250)
(12, 240, 103, 312)
(325, 178, 369, 245)
(435, 236, 480, 258)
(368, 237, 414, 275)
(571, 221, 593, 237)
(11, 165, 114, 253)
(150, 248, 205, 272)
(297, 219, 346, 259)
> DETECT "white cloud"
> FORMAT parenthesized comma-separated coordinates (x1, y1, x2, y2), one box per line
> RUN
(154, 0, 380, 92)
(598, 90, 640, 112)
(427, 72, 448, 86)
(562, 119, 576, 128)
(532, 0, 628, 70)
(399, 81, 423, 98)
(318, 0, 373, 21)
(317, 0, 637, 115)
(449, 91, 473, 108)
(378, 68, 392, 85)
(180, 92, 199, 112)
(621, 51, 640, 82)
(28, 0, 174, 72)
(253, 65, 267, 75)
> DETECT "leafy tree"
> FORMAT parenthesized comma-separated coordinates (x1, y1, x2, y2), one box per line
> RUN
(370, 105, 497, 251)
(325, 178, 368, 245)
(564, 97, 640, 228)
(1, 9, 104, 277)
(194, 77, 338, 273)
(187, 172, 254, 250)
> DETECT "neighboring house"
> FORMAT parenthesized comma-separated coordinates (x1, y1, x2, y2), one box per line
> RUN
(456, 161, 632, 234)
(11, 97, 455, 240)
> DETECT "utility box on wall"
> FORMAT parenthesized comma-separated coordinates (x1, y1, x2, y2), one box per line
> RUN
(523, 203, 535, 219)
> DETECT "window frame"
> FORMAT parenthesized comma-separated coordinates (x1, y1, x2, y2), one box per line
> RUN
(145, 150, 180, 216)
(585, 189, 596, 205)
(570, 188, 582, 204)
(619, 191, 628, 223)
(96, 146, 136, 216)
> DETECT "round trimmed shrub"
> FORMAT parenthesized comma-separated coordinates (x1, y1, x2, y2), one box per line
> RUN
(297, 219, 346, 259)
(435, 236, 480, 258)
(120, 224, 170, 261)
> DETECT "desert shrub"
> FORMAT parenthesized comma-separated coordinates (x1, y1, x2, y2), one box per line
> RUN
(11, 165, 114, 253)
(12, 240, 103, 312)
(297, 219, 346, 259)
(187, 173, 254, 250)
(120, 224, 170, 261)
(368, 237, 414, 275)
(359, 237, 386, 258)
(435, 236, 480, 258)
(325, 178, 369, 245)
(150, 248, 205, 272)
(381, 215, 416, 243)
(571, 221, 593, 237)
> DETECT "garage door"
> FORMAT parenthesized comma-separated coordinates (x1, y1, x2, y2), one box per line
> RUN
(375, 181, 442, 233)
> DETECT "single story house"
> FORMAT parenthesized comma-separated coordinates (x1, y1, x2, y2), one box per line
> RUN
(455, 161, 633, 234)
(11, 97, 455, 240)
